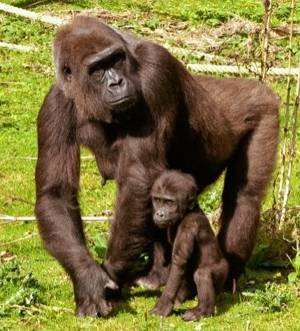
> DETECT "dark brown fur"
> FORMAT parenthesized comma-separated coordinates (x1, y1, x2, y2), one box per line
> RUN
(150, 171, 228, 321)
(35, 16, 279, 316)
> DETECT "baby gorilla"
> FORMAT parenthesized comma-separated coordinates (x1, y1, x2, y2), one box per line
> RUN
(150, 170, 228, 321)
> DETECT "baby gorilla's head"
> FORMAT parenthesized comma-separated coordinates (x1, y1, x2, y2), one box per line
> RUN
(151, 170, 198, 228)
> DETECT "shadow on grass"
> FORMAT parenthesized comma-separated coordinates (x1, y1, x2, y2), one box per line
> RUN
(113, 299, 137, 316)
(239, 267, 290, 292)
(129, 288, 162, 299)
(125, 267, 290, 319)
(15, 0, 89, 9)
(14, 0, 57, 8)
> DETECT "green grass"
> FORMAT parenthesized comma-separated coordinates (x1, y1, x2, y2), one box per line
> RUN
(0, 0, 300, 330)
(1, 222, 300, 331)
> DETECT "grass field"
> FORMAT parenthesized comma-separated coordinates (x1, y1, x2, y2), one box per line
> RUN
(0, 1, 300, 330)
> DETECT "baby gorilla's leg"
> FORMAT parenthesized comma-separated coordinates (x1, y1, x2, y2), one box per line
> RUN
(174, 277, 196, 307)
(182, 268, 215, 321)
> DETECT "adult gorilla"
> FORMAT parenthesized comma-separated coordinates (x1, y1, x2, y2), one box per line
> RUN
(35, 16, 279, 316)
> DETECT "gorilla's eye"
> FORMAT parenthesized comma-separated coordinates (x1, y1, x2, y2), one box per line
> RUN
(111, 52, 126, 69)
(153, 197, 162, 203)
(90, 66, 105, 82)
(89, 62, 104, 75)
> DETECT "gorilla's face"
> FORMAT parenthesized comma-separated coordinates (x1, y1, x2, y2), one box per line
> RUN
(55, 17, 141, 123)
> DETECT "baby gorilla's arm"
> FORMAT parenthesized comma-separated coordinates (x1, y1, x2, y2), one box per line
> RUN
(151, 219, 195, 317)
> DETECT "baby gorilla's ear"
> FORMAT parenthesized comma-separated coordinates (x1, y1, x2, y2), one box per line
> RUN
(188, 197, 197, 211)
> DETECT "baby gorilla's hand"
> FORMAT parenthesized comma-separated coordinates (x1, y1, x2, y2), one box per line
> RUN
(150, 295, 173, 317)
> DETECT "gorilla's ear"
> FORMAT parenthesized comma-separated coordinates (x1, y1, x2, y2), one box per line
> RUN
(104, 278, 119, 291)
(62, 66, 72, 82)
(53, 44, 74, 98)
(56, 68, 74, 99)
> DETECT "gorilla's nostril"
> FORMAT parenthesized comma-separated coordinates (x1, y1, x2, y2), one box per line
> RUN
(157, 211, 164, 218)
(108, 77, 124, 88)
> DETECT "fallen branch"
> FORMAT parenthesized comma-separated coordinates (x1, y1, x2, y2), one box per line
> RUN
(1, 304, 73, 314)
(8, 156, 94, 161)
(0, 41, 36, 52)
(0, 215, 112, 223)
(0, 2, 65, 25)
(165, 45, 230, 64)
(187, 63, 300, 76)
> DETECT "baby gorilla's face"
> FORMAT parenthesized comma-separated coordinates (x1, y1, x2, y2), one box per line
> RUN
(152, 195, 182, 228)
(151, 170, 198, 228)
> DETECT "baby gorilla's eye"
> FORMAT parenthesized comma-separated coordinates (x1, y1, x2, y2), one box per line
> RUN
(165, 199, 176, 207)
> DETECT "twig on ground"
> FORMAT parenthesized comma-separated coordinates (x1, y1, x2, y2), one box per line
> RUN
(0, 215, 112, 223)
(187, 63, 299, 76)
(0, 232, 38, 247)
(7, 156, 94, 161)
(38, 304, 73, 313)
(2, 304, 73, 314)
(0, 41, 37, 52)
(8, 196, 35, 206)
(0, 81, 26, 85)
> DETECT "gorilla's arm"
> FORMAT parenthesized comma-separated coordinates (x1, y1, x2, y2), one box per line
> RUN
(35, 86, 115, 316)
(104, 138, 166, 282)
(35, 86, 87, 273)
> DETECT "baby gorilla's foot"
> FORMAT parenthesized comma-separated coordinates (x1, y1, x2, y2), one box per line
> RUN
(181, 307, 213, 321)
(150, 295, 173, 317)
(135, 269, 168, 290)
(135, 275, 161, 290)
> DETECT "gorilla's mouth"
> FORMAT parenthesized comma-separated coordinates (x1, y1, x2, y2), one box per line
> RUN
(154, 219, 175, 228)
(109, 96, 136, 110)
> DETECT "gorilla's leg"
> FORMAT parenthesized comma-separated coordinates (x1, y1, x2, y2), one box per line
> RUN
(218, 112, 278, 289)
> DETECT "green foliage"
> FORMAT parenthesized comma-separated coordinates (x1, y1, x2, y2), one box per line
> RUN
(247, 243, 270, 269)
(0, 260, 43, 317)
(0, 260, 20, 287)
(144, 17, 161, 30)
(91, 234, 107, 260)
(198, 183, 222, 213)
(288, 248, 300, 283)
(243, 282, 293, 313)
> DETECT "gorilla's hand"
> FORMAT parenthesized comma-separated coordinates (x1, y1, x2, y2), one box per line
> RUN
(74, 263, 118, 317)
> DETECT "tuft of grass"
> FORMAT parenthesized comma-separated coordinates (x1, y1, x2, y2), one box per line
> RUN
(288, 246, 300, 283)
(0, 259, 44, 317)
(243, 282, 294, 313)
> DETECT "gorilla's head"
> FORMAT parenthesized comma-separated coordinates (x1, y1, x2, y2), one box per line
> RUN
(54, 16, 142, 123)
